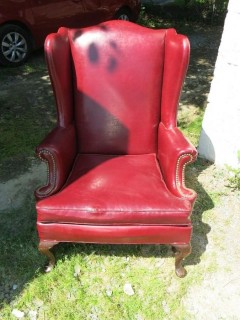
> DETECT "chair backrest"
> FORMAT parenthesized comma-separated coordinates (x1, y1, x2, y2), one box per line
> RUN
(45, 21, 190, 155)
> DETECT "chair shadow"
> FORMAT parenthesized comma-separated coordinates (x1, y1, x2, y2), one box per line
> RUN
(183, 158, 213, 266)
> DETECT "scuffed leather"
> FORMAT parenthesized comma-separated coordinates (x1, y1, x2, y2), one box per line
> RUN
(35, 124, 77, 200)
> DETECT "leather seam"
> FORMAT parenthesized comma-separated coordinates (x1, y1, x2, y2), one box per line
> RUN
(36, 150, 57, 197)
(176, 153, 194, 198)
(39, 209, 190, 213)
(38, 222, 191, 227)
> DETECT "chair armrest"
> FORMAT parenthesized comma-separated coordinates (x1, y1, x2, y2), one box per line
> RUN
(35, 124, 77, 200)
(158, 123, 197, 201)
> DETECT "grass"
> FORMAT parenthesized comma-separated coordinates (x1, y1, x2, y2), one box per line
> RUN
(1, 10, 238, 320)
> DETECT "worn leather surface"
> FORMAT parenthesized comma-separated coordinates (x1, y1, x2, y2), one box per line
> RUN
(37, 154, 192, 225)
(36, 20, 197, 245)
(69, 25, 166, 154)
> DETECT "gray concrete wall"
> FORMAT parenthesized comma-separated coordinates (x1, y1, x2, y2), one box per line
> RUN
(198, 0, 240, 168)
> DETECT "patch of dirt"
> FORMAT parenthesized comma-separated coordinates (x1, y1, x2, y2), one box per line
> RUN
(0, 162, 46, 211)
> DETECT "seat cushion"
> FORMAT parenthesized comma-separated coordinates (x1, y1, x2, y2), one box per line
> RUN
(37, 154, 192, 226)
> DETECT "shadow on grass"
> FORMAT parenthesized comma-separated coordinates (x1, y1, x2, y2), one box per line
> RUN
(184, 158, 213, 266)
(0, 196, 42, 306)
(0, 49, 56, 182)
(0, 49, 56, 307)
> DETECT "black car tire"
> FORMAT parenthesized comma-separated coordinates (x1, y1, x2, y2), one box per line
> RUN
(114, 8, 132, 21)
(0, 24, 32, 67)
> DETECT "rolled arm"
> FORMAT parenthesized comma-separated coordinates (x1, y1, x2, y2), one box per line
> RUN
(158, 123, 197, 201)
(35, 124, 77, 200)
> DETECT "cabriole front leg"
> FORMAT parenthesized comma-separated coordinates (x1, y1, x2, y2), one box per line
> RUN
(39, 241, 58, 272)
(172, 244, 191, 278)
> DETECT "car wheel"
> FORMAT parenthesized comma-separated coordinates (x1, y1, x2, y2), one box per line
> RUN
(0, 24, 32, 67)
(115, 8, 132, 21)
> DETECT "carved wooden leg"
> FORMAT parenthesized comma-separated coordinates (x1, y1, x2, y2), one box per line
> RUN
(172, 244, 191, 278)
(39, 241, 58, 273)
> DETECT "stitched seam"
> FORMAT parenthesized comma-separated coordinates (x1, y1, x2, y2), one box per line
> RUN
(37, 150, 57, 196)
(39, 208, 190, 213)
(176, 153, 194, 198)
(38, 222, 191, 227)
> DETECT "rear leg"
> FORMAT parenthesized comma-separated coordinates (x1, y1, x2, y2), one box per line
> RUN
(39, 241, 58, 272)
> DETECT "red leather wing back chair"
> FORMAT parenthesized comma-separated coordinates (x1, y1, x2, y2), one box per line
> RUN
(35, 21, 197, 277)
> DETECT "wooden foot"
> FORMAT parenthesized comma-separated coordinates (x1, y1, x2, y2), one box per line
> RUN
(39, 241, 58, 272)
(172, 244, 191, 278)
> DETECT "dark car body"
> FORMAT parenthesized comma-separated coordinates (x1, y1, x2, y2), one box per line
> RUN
(0, 0, 140, 66)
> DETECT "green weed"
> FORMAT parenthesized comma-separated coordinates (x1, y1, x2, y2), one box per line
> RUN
(226, 166, 240, 191)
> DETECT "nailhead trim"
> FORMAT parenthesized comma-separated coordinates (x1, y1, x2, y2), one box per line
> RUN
(36, 150, 57, 196)
(176, 153, 194, 198)
(36, 150, 193, 198)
